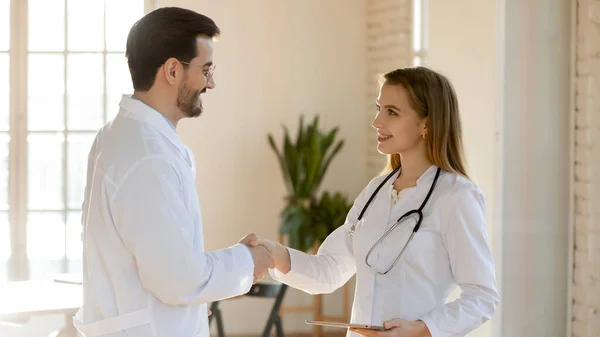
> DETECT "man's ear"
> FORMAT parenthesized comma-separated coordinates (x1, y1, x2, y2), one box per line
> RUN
(163, 58, 181, 85)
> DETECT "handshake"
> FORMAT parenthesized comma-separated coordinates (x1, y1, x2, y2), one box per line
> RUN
(239, 233, 289, 283)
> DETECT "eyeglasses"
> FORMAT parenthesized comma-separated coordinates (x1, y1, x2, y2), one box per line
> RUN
(178, 60, 216, 79)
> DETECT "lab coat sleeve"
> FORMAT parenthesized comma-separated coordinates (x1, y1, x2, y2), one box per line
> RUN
(81, 136, 98, 237)
(110, 156, 255, 305)
(418, 186, 500, 337)
(269, 178, 378, 295)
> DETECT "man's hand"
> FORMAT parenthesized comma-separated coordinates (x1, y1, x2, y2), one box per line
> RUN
(240, 233, 291, 274)
(247, 245, 274, 283)
(240, 233, 277, 253)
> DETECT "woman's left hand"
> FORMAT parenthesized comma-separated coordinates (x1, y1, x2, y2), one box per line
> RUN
(349, 318, 430, 337)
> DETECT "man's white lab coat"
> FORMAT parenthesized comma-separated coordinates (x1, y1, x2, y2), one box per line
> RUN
(73, 95, 255, 337)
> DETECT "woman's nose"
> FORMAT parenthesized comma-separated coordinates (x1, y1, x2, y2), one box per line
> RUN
(372, 114, 384, 129)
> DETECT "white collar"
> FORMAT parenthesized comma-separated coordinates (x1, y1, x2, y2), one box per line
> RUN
(415, 164, 439, 186)
(389, 164, 439, 186)
(118, 94, 189, 162)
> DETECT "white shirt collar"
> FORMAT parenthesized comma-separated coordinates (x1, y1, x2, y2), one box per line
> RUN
(118, 94, 189, 162)
(389, 164, 439, 187)
(416, 164, 439, 186)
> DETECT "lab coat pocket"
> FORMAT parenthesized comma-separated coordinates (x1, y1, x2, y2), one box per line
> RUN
(404, 231, 443, 270)
(404, 231, 445, 288)
(408, 231, 442, 251)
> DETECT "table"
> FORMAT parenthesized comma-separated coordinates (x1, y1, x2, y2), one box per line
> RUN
(0, 279, 82, 337)
(209, 277, 288, 337)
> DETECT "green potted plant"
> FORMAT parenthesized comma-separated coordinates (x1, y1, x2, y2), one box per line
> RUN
(267, 115, 348, 252)
(303, 191, 353, 252)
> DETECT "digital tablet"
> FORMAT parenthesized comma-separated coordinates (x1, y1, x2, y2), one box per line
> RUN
(305, 320, 386, 331)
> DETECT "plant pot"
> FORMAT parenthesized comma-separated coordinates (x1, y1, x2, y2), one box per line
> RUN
(284, 196, 312, 208)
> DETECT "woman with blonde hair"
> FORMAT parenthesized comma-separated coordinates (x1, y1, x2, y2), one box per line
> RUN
(244, 67, 499, 337)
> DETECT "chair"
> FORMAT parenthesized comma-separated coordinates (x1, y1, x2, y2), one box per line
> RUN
(209, 281, 288, 337)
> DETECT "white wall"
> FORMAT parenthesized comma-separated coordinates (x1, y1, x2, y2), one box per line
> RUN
(430, 1, 573, 337)
(501, 0, 572, 336)
(427, 1, 502, 336)
(162, 0, 368, 334)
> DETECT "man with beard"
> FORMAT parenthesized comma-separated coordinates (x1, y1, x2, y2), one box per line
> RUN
(74, 7, 274, 337)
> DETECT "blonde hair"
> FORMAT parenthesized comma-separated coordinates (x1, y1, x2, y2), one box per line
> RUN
(379, 67, 469, 179)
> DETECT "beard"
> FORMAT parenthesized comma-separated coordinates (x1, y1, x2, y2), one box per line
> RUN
(176, 76, 206, 118)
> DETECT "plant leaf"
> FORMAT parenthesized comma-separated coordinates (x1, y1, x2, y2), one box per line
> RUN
(296, 114, 304, 152)
(322, 127, 338, 152)
(268, 134, 294, 195)
(314, 139, 344, 190)
(283, 126, 300, 196)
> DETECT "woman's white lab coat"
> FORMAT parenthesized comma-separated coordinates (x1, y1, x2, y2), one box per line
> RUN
(270, 166, 499, 337)
(73, 95, 255, 337)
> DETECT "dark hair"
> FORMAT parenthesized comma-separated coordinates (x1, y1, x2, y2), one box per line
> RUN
(125, 7, 221, 91)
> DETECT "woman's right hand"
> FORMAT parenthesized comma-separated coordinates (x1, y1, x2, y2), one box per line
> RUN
(239, 233, 291, 274)
(241, 233, 278, 253)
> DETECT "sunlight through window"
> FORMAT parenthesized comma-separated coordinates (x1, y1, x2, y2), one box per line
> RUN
(412, 0, 427, 66)
(0, 0, 10, 279)
(2, 0, 147, 281)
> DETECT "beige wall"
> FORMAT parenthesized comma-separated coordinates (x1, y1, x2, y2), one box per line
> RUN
(501, 0, 572, 336)
(428, 1, 574, 337)
(160, 0, 368, 334)
(427, 1, 502, 336)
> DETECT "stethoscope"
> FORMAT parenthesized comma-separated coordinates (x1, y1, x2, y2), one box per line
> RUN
(348, 165, 441, 275)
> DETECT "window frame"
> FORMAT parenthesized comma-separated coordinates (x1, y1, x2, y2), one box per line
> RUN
(6, 0, 156, 281)
(411, 0, 428, 66)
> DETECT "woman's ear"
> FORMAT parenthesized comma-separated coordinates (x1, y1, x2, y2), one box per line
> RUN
(421, 117, 429, 137)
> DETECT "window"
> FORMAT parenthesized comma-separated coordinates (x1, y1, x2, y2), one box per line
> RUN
(412, 0, 427, 66)
(0, 0, 9, 283)
(2, 0, 153, 281)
